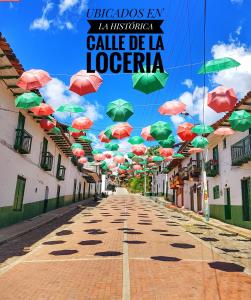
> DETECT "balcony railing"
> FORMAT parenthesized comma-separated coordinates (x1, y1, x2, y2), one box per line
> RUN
(231, 134, 251, 166)
(14, 129, 32, 154)
(56, 165, 66, 180)
(187, 159, 201, 177)
(41, 152, 53, 171)
(205, 159, 219, 177)
(180, 167, 189, 180)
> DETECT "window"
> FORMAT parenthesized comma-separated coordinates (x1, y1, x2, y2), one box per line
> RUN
(13, 176, 26, 211)
(223, 138, 227, 149)
(56, 154, 61, 177)
(213, 145, 219, 161)
(213, 185, 220, 199)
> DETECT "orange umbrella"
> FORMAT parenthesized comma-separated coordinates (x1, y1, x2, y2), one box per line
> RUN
(113, 156, 125, 164)
(188, 148, 204, 154)
(177, 122, 197, 141)
(158, 100, 186, 115)
(72, 148, 85, 157)
(69, 70, 103, 96)
(109, 163, 117, 169)
(159, 148, 174, 157)
(40, 119, 55, 131)
(72, 117, 93, 130)
(78, 157, 88, 164)
(164, 156, 173, 162)
(214, 127, 235, 136)
(98, 131, 110, 143)
(17, 69, 51, 90)
(131, 144, 147, 156)
(208, 86, 237, 113)
(141, 126, 155, 141)
(31, 103, 54, 116)
(112, 122, 133, 139)
(133, 164, 142, 170)
(70, 131, 85, 138)
(94, 154, 105, 161)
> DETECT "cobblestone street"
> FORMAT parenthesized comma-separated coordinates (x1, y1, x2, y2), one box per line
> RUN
(0, 194, 250, 300)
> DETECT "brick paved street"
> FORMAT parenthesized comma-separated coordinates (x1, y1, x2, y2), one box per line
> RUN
(0, 194, 251, 300)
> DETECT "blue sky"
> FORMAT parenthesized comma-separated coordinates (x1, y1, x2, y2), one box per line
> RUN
(0, 0, 251, 151)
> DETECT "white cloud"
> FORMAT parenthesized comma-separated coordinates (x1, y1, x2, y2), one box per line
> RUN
(59, 0, 79, 15)
(170, 115, 185, 127)
(235, 25, 242, 35)
(182, 79, 193, 89)
(65, 21, 74, 30)
(230, 0, 243, 4)
(89, 133, 104, 150)
(30, 2, 53, 31)
(118, 139, 131, 154)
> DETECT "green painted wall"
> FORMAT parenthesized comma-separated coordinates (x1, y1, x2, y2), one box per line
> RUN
(210, 204, 251, 230)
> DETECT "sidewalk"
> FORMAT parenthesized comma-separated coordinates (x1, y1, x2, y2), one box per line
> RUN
(0, 197, 94, 245)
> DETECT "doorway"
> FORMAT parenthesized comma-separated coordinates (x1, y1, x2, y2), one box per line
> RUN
(197, 186, 202, 211)
(43, 186, 49, 213)
(190, 187, 194, 211)
(241, 178, 251, 221)
(73, 179, 77, 202)
(78, 182, 81, 201)
(56, 185, 61, 208)
(224, 187, 231, 220)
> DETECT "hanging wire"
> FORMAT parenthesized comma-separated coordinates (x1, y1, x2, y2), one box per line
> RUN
(202, 0, 207, 126)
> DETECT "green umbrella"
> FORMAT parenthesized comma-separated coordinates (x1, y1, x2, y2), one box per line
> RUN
(198, 57, 240, 74)
(128, 136, 144, 145)
(71, 143, 83, 150)
(105, 142, 119, 151)
(152, 156, 164, 162)
(67, 126, 82, 133)
(150, 121, 172, 140)
(15, 92, 42, 109)
(106, 99, 134, 122)
(119, 165, 128, 170)
(132, 67, 169, 94)
(229, 110, 251, 132)
(172, 153, 185, 159)
(79, 136, 92, 143)
(50, 127, 61, 135)
(127, 152, 135, 159)
(113, 151, 123, 156)
(158, 134, 176, 148)
(57, 104, 85, 113)
(132, 156, 144, 163)
(103, 125, 118, 140)
(191, 136, 209, 148)
(191, 124, 214, 135)
(92, 149, 102, 155)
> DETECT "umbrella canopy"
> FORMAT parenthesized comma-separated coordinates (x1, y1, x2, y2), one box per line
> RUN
(191, 136, 209, 148)
(158, 100, 186, 115)
(92, 149, 102, 155)
(69, 70, 103, 96)
(158, 134, 176, 148)
(119, 164, 128, 170)
(72, 117, 93, 130)
(98, 131, 110, 143)
(128, 136, 144, 145)
(67, 126, 82, 133)
(111, 122, 133, 139)
(159, 148, 174, 157)
(114, 155, 125, 164)
(50, 127, 61, 135)
(132, 156, 144, 163)
(106, 99, 133, 122)
(94, 154, 105, 161)
(17, 69, 51, 90)
(15, 92, 42, 109)
(188, 148, 204, 154)
(191, 124, 214, 135)
(164, 156, 173, 162)
(133, 164, 142, 170)
(105, 142, 119, 151)
(132, 68, 169, 94)
(103, 125, 118, 140)
(30, 103, 54, 116)
(71, 143, 83, 150)
(208, 86, 238, 113)
(172, 153, 185, 159)
(72, 148, 85, 157)
(127, 152, 135, 159)
(40, 119, 55, 131)
(229, 110, 251, 131)
(198, 57, 240, 74)
(141, 126, 155, 141)
(78, 157, 88, 164)
(214, 127, 235, 136)
(78, 136, 92, 143)
(104, 151, 113, 159)
(131, 144, 147, 156)
(150, 121, 172, 140)
(152, 156, 164, 162)
(177, 122, 197, 142)
(70, 131, 85, 138)
(57, 104, 85, 113)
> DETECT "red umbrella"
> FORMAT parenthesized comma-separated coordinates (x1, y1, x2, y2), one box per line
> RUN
(214, 127, 235, 136)
(78, 157, 87, 164)
(177, 122, 197, 141)
(69, 70, 103, 96)
(188, 148, 204, 154)
(113, 156, 125, 164)
(148, 162, 156, 167)
(40, 119, 55, 131)
(104, 151, 113, 159)
(159, 147, 174, 157)
(31, 103, 54, 116)
(141, 126, 155, 141)
(70, 131, 85, 138)
(111, 122, 133, 139)
(158, 100, 186, 115)
(131, 144, 147, 156)
(72, 148, 85, 157)
(109, 163, 117, 169)
(208, 86, 237, 113)
(72, 117, 93, 130)
(94, 154, 105, 161)
(98, 131, 110, 143)
(17, 69, 51, 90)
(133, 164, 142, 170)
(164, 156, 173, 162)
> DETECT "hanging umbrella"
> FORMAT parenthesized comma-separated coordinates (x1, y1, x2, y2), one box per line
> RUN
(15, 92, 42, 109)
(150, 121, 172, 140)
(72, 148, 85, 157)
(104, 151, 113, 159)
(30, 103, 54, 116)
(127, 152, 135, 159)
(105, 142, 119, 151)
(70, 131, 85, 138)
(208, 86, 238, 113)
(94, 154, 105, 161)
(114, 155, 125, 164)
(17, 69, 51, 90)
(79, 136, 92, 143)
(198, 57, 240, 74)
(133, 164, 142, 170)
(152, 156, 164, 162)
(40, 119, 55, 131)
(214, 127, 235, 136)
(141, 126, 155, 141)
(106, 99, 134, 122)
(103, 125, 118, 140)
(177, 123, 197, 142)
(69, 70, 103, 96)
(78, 157, 87, 164)
(98, 131, 110, 143)
(128, 136, 144, 145)
(191, 124, 214, 135)
(229, 110, 251, 131)
(108, 163, 117, 169)
(50, 126, 61, 135)
(191, 136, 209, 148)
(158, 134, 176, 148)
(164, 156, 173, 162)
(159, 148, 174, 157)
(132, 156, 144, 163)
(158, 100, 186, 115)
(188, 148, 204, 154)
(131, 144, 147, 156)
(111, 122, 133, 139)
(67, 126, 82, 133)
(57, 104, 85, 113)
(120, 164, 128, 170)
(71, 143, 83, 150)
(132, 68, 169, 94)
(92, 149, 102, 155)
(172, 153, 185, 159)
(72, 117, 93, 130)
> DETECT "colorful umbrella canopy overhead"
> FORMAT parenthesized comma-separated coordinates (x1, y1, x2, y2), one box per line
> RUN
(172, 153, 185, 159)
(71, 143, 83, 150)
(15, 92, 42, 109)
(92, 149, 102, 155)
(69, 70, 103, 96)
(78, 157, 88, 164)
(208, 86, 238, 113)
(213, 127, 235, 136)
(132, 156, 144, 163)
(191, 136, 209, 148)
(113, 155, 125, 164)
(177, 122, 197, 142)
(111, 122, 133, 139)
(30, 103, 54, 116)
(198, 57, 240, 74)
(103, 125, 118, 140)
(188, 148, 204, 154)
(141, 126, 155, 141)
(158, 134, 176, 148)
(229, 110, 251, 131)
(57, 104, 85, 113)
(127, 152, 135, 159)
(67, 126, 82, 133)
(106, 99, 134, 122)
(133, 164, 142, 170)
(191, 124, 214, 135)
(159, 148, 174, 157)
(72, 148, 85, 157)
(50, 127, 61, 135)
(105, 142, 119, 151)
(158, 100, 186, 115)
(150, 121, 172, 140)
(131, 144, 147, 156)
(132, 67, 169, 94)
(70, 131, 85, 138)
(78, 136, 92, 143)
(128, 136, 144, 145)
(98, 131, 110, 143)
(103, 151, 113, 159)
(40, 119, 55, 131)
(72, 117, 93, 130)
(152, 155, 164, 162)
(17, 69, 51, 90)
(94, 153, 105, 161)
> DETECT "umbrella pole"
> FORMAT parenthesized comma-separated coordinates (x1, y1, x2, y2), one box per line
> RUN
(202, 149, 209, 222)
